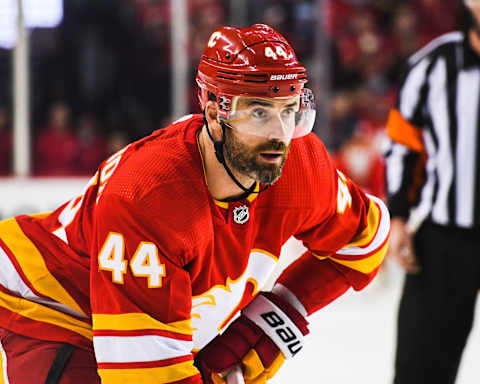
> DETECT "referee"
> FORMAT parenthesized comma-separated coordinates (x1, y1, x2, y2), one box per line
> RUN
(384, 2, 480, 383)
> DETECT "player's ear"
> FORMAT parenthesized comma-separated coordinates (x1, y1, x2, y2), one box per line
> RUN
(204, 101, 223, 141)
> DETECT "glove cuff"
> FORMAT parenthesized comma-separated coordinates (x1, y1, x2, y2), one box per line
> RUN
(261, 292, 309, 335)
(242, 292, 309, 359)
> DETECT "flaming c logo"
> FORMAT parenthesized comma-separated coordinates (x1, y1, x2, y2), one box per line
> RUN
(191, 249, 278, 350)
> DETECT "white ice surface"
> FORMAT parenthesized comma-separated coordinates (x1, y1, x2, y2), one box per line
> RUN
(267, 238, 480, 384)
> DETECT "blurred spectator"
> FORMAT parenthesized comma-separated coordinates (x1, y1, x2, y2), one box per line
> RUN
(76, 114, 108, 174)
(329, 91, 357, 151)
(34, 102, 80, 176)
(387, 4, 422, 84)
(414, 0, 459, 43)
(334, 129, 386, 199)
(0, 0, 460, 176)
(0, 107, 12, 175)
(324, 0, 459, 202)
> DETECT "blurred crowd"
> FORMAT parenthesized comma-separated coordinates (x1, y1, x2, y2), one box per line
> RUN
(0, 0, 461, 195)
(328, 0, 459, 199)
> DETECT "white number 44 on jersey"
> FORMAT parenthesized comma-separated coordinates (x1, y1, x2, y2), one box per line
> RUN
(98, 232, 166, 288)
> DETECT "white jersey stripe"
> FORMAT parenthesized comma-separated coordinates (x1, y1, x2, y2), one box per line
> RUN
(93, 334, 193, 363)
(455, 69, 480, 227)
(336, 195, 390, 256)
(0, 245, 86, 318)
(429, 58, 453, 225)
(399, 58, 431, 121)
(385, 142, 409, 195)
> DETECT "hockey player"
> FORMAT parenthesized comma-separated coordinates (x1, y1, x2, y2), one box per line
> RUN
(0, 24, 390, 383)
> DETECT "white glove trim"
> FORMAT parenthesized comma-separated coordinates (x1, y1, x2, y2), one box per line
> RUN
(242, 294, 305, 359)
(272, 283, 308, 317)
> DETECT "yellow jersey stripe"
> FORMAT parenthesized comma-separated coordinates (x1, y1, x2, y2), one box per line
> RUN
(28, 212, 51, 219)
(98, 361, 198, 383)
(325, 240, 388, 274)
(336, 195, 390, 257)
(0, 289, 92, 340)
(213, 183, 259, 209)
(0, 218, 87, 317)
(93, 313, 192, 335)
(247, 183, 260, 202)
(344, 200, 380, 249)
(0, 339, 7, 384)
(213, 199, 229, 209)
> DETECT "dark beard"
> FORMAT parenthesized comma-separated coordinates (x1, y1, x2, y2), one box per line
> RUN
(223, 127, 289, 185)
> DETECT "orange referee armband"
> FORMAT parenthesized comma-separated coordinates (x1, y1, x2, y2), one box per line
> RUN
(386, 109, 425, 153)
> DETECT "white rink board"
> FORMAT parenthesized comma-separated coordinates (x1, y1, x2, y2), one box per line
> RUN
(1, 177, 480, 383)
(0, 177, 89, 219)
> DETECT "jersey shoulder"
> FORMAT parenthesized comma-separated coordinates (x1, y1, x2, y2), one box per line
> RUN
(102, 114, 205, 203)
(96, 115, 212, 263)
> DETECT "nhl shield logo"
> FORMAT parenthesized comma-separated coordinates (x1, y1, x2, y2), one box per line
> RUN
(233, 205, 249, 224)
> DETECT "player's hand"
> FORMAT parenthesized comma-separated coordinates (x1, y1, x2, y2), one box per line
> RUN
(194, 292, 309, 384)
(388, 217, 420, 273)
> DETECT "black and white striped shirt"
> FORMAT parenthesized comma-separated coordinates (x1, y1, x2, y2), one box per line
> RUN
(384, 31, 480, 230)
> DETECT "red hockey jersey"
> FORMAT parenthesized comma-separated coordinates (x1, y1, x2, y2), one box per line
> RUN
(0, 114, 390, 383)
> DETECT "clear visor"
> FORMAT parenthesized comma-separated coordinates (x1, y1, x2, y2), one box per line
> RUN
(221, 88, 316, 140)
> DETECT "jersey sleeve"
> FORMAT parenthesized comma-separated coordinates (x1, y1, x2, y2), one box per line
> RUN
(276, 162, 390, 316)
(384, 56, 430, 219)
(91, 194, 201, 384)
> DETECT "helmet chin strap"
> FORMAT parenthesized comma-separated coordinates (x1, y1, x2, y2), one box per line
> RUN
(202, 113, 269, 195)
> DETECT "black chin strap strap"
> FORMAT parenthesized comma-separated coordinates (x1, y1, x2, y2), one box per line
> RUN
(203, 113, 270, 194)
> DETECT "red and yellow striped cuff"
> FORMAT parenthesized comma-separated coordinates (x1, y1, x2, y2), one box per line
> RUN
(98, 358, 200, 384)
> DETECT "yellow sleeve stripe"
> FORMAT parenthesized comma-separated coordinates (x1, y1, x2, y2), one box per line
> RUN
(98, 361, 199, 384)
(92, 313, 192, 335)
(0, 218, 87, 317)
(336, 195, 390, 257)
(312, 196, 390, 274)
(345, 200, 380, 249)
(327, 239, 388, 274)
(0, 289, 92, 340)
(28, 212, 51, 219)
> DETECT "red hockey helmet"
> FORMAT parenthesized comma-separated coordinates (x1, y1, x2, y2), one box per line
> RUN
(196, 24, 315, 139)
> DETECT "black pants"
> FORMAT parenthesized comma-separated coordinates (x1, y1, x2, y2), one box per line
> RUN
(394, 223, 480, 384)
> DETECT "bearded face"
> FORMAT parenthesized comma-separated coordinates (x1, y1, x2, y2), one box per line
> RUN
(223, 126, 290, 185)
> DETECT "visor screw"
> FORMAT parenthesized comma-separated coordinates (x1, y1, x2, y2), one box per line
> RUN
(273, 86, 280, 93)
(290, 86, 296, 91)
(225, 53, 231, 59)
